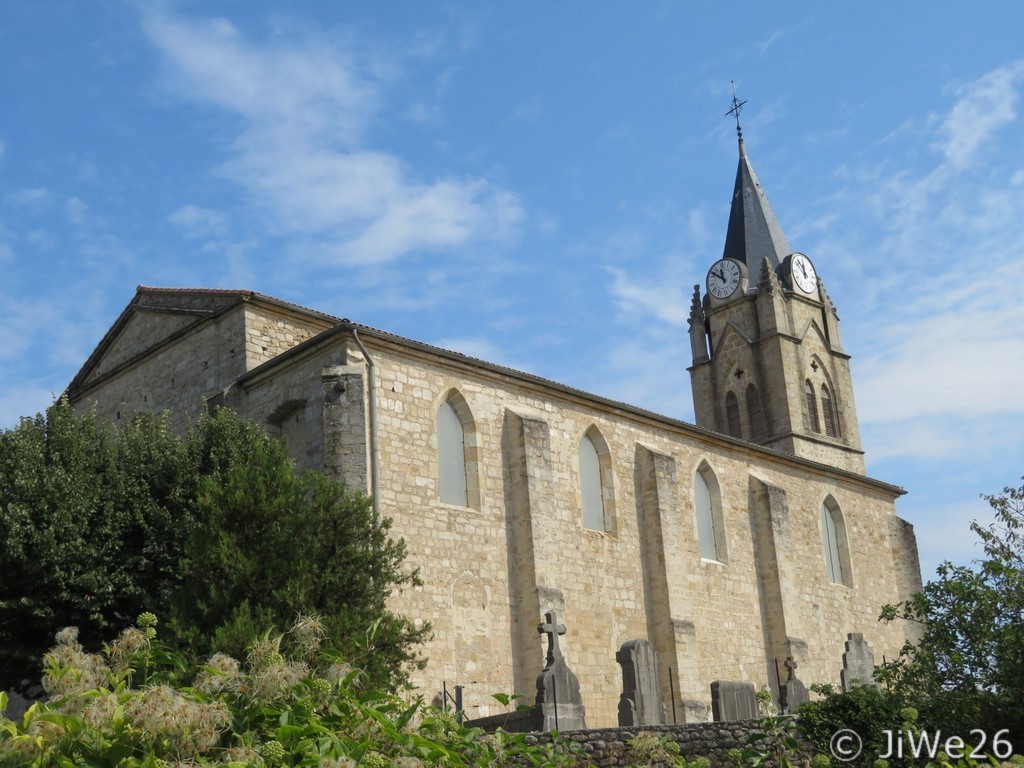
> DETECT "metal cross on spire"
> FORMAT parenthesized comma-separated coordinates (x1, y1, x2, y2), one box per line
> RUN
(726, 80, 747, 142)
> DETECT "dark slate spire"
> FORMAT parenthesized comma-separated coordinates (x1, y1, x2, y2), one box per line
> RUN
(721, 134, 793, 274)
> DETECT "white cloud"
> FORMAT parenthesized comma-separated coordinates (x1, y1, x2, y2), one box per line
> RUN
(606, 266, 689, 327)
(0, 243, 13, 263)
(26, 229, 57, 250)
(934, 60, 1024, 169)
(4, 188, 49, 208)
(857, 285, 1024, 424)
(168, 204, 228, 238)
(66, 197, 89, 225)
(753, 29, 784, 55)
(142, 14, 374, 144)
(140, 7, 524, 265)
(336, 180, 522, 264)
(812, 61, 1024, 465)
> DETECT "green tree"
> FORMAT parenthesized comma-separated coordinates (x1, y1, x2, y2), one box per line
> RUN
(879, 477, 1024, 743)
(171, 413, 429, 688)
(0, 402, 191, 692)
(0, 400, 427, 693)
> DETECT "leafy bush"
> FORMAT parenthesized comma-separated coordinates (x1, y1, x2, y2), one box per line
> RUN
(627, 731, 685, 767)
(739, 688, 805, 768)
(0, 401, 427, 694)
(797, 684, 909, 768)
(0, 616, 585, 768)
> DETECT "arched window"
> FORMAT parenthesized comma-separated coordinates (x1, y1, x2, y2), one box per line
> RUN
(695, 464, 727, 563)
(746, 385, 766, 442)
(804, 380, 820, 433)
(437, 398, 468, 506)
(579, 433, 606, 531)
(725, 392, 742, 438)
(820, 384, 839, 438)
(821, 499, 851, 586)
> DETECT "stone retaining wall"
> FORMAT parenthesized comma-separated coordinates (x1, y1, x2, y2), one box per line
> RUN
(524, 720, 811, 768)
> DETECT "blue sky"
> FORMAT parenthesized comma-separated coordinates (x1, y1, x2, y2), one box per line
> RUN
(2, 2, 1022, 580)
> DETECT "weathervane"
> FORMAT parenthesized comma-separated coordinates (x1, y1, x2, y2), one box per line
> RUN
(725, 80, 747, 142)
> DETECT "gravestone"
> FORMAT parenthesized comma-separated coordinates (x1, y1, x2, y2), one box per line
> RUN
(535, 610, 586, 731)
(710, 680, 758, 721)
(778, 657, 809, 714)
(841, 633, 878, 690)
(616, 638, 667, 726)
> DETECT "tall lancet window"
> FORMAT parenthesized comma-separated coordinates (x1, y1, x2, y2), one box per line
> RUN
(695, 465, 727, 563)
(821, 384, 839, 438)
(804, 380, 820, 433)
(437, 399, 468, 506)
(579, 433, 606, 531)
(821, 498, 851, 586)
(725, 392, 742, 438)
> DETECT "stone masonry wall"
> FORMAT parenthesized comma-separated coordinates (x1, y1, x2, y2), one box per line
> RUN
(73, 299, 332, 432)
(74, 306, 249, 430)
(366, 342, 913, 729)
(264, 335, 922, 727)
(71, 306, 922, 730)
(242, 305, 333, 369)
(528, 720, 812, 768)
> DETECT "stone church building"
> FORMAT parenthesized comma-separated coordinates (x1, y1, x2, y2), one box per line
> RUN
(66, 136, 923, 726)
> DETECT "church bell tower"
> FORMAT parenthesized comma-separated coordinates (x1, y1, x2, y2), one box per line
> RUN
(688, 99, 865, 474)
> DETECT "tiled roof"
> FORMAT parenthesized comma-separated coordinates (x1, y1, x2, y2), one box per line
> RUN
(135, 286, 344, 323)
(236, 315, 904, 498)
(721, 139, 793, 273)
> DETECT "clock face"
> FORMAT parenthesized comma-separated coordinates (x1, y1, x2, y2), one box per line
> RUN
(791, 253, 817, 293)
(707, 259, 742, 299)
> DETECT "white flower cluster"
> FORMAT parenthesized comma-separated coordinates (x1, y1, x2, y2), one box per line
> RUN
(42, 626, 111, 699)
(123, 684, 231, 759)
(105, 625, 151, 674)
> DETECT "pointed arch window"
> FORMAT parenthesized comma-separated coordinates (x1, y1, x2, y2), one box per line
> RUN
(804, 380, 820, 433)
(437, 399, 468, 506)
(746, 385, 766, 442)
(725, 392, 742, 438)
(820, 385, 839, 438)
(821, 498, 851, 586)
(695, 464, 727, 563)
(579, 428, 615, 532)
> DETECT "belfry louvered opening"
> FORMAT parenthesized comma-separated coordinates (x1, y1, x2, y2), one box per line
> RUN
(821, 385, 838, 438)
(725, 391, 741, 438)
(746, 385, 766, 442)
(804, 380, 820, 433)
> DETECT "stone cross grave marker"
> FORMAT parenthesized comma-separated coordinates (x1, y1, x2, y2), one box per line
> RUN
(535, 610, 586, 731)
(710, 680, 758, 721)
(779, 656, 809, 713)
(539, 612, 565, 664)
(616, 638, 667, 726)
(841, 633, 878, 690)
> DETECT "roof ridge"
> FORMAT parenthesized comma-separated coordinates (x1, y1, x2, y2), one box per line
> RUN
(135, 285, 343, 323)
